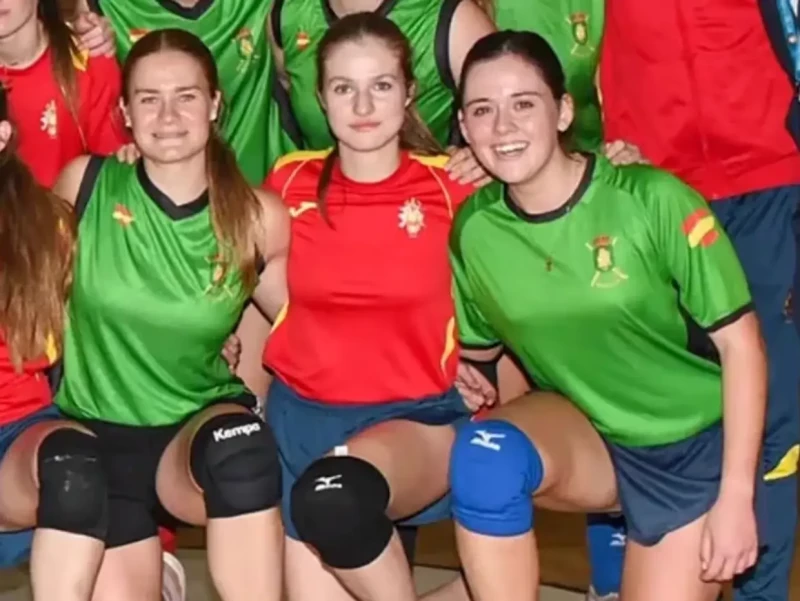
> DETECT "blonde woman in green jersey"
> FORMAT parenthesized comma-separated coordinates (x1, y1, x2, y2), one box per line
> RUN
(53, 30, 289, 601)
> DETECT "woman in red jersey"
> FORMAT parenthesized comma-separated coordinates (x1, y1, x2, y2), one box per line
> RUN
(261, 13, 487, 601)
(0, 0, 126, 188)
(0, 86, 110, 601)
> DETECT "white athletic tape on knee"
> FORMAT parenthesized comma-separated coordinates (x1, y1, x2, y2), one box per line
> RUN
(334, 445, 349, 456)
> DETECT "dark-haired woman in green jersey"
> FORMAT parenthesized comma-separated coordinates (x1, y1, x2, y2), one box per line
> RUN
(450, 30, 763, 601)
(53, 30, 289, 601)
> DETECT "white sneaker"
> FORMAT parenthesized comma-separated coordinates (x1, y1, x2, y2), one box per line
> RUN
(586, 586, 619, 601)
(161, 551, 187, 601)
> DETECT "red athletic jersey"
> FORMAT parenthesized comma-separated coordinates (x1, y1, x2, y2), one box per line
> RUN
(600, 0, 800, 200)
(0, 335, 56, 426)
(262, 150, 474, 404)
(2, 46, 127, 187)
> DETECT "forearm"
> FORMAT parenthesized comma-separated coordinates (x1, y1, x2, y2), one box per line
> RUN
(718, 325, 767, 500)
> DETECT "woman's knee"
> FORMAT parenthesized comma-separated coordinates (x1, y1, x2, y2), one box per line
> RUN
(449, 419, 543, 537)
(290, 455, 394, 569)
(36, 428, 108, 541)
(189, 412, 281, 518)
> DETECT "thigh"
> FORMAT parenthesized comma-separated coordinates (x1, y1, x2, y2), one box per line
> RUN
(485, 391, 618, 513)
(91, 537, 162, 601)
(0, 411, 89, 530)
(284, 536, 358, 601)
(621, 515, 720, 601)
(341, 419, 457, 520)
(497, 353, 531, 403)
(156, 402, 254, 525)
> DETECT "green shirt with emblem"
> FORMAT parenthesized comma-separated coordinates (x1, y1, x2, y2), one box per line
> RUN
(494, 0, 604, 151)
(275, 0, 460, 149)
(55, 158, 248, 426)
(90, 0, 300, 184)
(450, 154, 752, 446)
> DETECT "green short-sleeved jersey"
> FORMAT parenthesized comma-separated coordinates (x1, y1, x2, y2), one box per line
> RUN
(450, 154, 752, 446)
(494, 0, 604, 152)
(91, 0, 300, 184)
(55, 158, 248, 426)
(275, 0, 458, 149)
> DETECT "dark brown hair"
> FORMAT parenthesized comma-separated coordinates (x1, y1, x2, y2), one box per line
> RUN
(315, 12, 442, 221)
(0, 86, 75, 369)
(39, 0, 84, 143)
(121, 29, 262, 291)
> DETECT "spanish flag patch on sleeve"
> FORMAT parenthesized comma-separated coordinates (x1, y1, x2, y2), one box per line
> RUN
(682, 208, 719, 248)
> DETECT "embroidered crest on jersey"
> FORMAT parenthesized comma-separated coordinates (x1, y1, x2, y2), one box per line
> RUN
(586, 235, 628, 288)
(129, 28, 150, 44)
(112, 204, 134, 227)
(40, 100, 57, 139)
(204, 252, 235, 298)
(399, 198, 425, 238)
(235, 29, 259, 72)
(682, 209, 719, 248)
(296, 31, 310, 50)
(567, 12, 594, 57)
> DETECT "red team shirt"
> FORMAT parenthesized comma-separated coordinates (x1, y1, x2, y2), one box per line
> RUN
(263, 150, 474, 404)
(600, 0, 800, 201)
(2, 47, 127, 187)
(0, 337, 56, 426)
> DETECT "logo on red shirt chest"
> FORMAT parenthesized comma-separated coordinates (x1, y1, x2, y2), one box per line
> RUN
(398, 198, 425, 238)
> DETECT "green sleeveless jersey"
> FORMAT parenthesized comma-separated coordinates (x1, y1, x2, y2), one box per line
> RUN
(275, 0, 458, 149)
(495, 0, 604, 152)
(90, 0, 300, 184)
(56, 158, 248, 426)
(451, 155, 752, 446)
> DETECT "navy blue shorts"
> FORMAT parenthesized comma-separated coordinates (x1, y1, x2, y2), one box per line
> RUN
(266, 378, 471, 539)
(605, 422, 727, 546)
(0, 405, 62, 567)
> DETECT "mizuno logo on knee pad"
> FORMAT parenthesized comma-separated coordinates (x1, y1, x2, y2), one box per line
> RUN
(212, 422, 262, 442)
(470, 430, 506, 451)
(314, 475, 343, 491)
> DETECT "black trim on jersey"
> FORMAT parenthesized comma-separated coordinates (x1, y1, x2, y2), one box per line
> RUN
(436, 0, 461, 95)
(75, 155, 106, 223)
(154, 0, 215, 20)
(503, 153, 595, 223)
(272, 0, 285, 49)
(322, 0, 400, 23)
(706, 303, 755, 333)
(270, 64, 304, 148)
(460, 340, 502, 351)
(87, 0, 103, 15)
(136, 160, 209, 220)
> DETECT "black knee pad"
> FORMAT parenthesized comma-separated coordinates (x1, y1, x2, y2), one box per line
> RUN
(36, 428, 108, 541)
(290, 456, 393, 569)
(190, 412, 280, 519)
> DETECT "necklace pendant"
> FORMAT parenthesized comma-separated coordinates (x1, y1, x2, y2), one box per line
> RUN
(545, 257, 554, 272)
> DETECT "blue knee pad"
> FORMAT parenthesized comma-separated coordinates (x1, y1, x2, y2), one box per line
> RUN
(450, 420, 543, 536)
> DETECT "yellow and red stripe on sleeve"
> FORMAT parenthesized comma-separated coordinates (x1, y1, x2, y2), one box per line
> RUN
(682, 208, 719, 248)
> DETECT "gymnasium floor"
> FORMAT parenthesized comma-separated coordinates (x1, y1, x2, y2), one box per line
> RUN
(1, 511, 799, 600)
